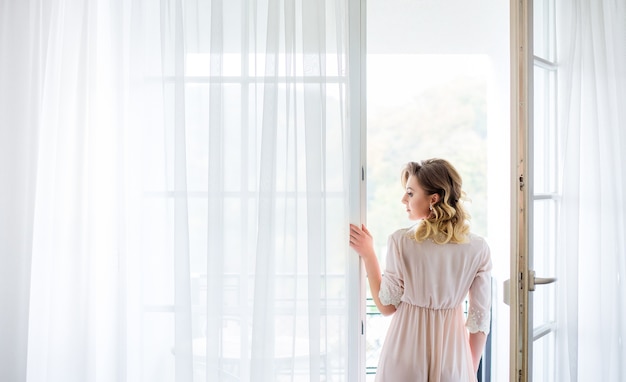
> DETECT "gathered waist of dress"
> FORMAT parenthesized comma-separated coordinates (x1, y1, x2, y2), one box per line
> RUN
(399, 300, 463, 312)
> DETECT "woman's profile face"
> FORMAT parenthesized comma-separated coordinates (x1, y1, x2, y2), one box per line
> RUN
(401, 175, 432, 221)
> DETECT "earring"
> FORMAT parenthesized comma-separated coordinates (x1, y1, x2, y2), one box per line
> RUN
(429, 203, 433, 211)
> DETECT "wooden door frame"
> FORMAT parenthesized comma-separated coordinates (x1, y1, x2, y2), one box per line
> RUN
(510, 0, 533, 381)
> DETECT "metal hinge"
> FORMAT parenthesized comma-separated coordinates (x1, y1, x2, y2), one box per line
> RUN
(519, 174, 524, 190)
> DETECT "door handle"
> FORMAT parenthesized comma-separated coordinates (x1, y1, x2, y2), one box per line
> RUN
(528, 270, 556, 291)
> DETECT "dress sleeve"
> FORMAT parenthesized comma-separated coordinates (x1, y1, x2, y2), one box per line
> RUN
(466, 241, 492, 334)
(379, 235, 404, 308)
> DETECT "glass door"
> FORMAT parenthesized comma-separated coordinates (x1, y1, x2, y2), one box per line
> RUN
(510, 0, 558, 380)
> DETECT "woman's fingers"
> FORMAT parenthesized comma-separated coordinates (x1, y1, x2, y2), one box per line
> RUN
(349, 224, 374, 260)
(349, 224, 361, 236)
(361, 224, 371, 237)
(350, 224, 367, 235)
(349, 225, 363, 248)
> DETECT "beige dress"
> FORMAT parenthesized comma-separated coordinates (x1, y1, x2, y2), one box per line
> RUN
(375, 226, 492, 382)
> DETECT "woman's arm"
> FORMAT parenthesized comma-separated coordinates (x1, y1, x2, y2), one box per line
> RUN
(349, 224, 396, 316)
(469, 331, 487, 373)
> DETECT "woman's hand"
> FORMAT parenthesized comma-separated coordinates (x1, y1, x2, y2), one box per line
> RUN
(349, 224, 375, 259)
(349, 224, 395, 316)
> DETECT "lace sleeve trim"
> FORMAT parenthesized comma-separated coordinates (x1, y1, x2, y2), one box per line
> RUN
(466, 306, 491, 334)
(379, 280, 403, 308)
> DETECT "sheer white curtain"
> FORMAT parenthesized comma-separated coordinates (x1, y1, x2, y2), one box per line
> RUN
(26, 0, 131, 380)
(0, 0, 352, 381)
(131, 0, 352, 381)
(1, 1, 130, 380)
(556, 1, 626, 381)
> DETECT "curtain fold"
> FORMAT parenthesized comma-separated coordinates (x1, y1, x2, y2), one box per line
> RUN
(0, 1, 41, 380)
(556, 1, 626, 380)
(205, 0, 225, 379)
(250, 0, 280, 378)
(26, 1, 131, 380)
(1, 0, 351, 381)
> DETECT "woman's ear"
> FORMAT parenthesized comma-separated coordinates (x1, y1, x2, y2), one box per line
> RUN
(430, 193, 440, 205)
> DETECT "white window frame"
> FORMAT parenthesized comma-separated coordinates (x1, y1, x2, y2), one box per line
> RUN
(348, 0, 367, 381)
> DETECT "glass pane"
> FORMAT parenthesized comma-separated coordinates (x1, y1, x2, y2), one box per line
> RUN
(533, 66, 557, 194)
(533, 66, 547, 192)
(532, 331, 556, 382)
(532, 199, 556, 327)
(533, 0, 555, 61)
(532, 200, 556, 277)
(532, 283, 556, 328)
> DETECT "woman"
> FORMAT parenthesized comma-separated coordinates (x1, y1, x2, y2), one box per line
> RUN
(350, 159, 491, 382)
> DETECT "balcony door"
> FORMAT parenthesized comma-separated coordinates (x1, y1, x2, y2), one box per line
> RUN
(510, 0, 559, 380)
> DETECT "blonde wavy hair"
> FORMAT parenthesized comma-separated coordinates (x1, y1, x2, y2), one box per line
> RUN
(401, 159, 471, 244)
